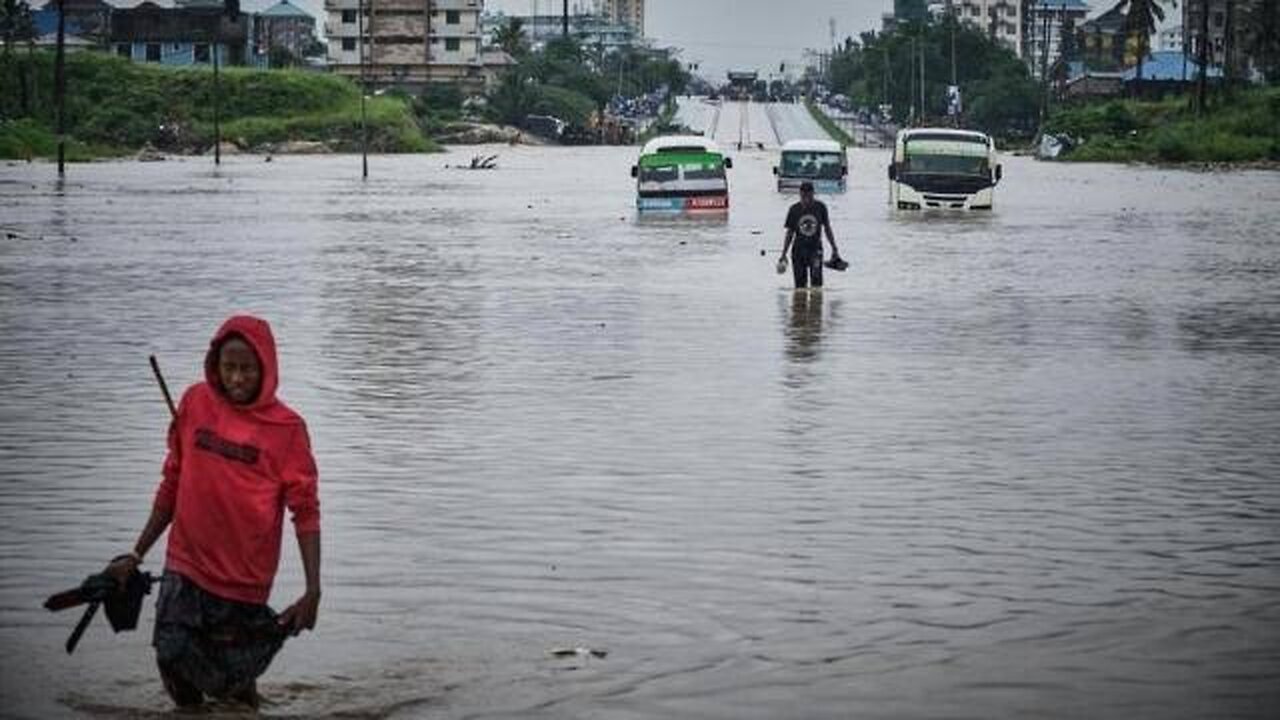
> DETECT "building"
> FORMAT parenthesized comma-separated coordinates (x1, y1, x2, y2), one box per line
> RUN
(599, 0, 643, 36)
(1077, 2, 1130, 70)
(1157, 24, 1183, 53)
(258, 0, 318, 62)
(109, 2, 263, 67)
(955, 0, 1022, 53)
(1024, 0, 1089, 77)
(482, 10, 643, 51)
(327, 0, 501, 90)
(1184, 0, 1270, 79)
(34, 0, 112, 45)
(895, 0, 929, 24)
(1123, 49, 1221, 95)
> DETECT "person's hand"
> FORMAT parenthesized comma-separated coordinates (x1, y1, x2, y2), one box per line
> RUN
(278, 590, 321, 636)
(104, 553, 140, 589)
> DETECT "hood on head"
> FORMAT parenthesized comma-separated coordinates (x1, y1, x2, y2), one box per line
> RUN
(204, 315, 280, 410)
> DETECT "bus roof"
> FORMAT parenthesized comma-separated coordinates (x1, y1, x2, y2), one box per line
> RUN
(781, 139, 844, 154)
(898, 128, 993, 145)
(641, 135, 724, 156)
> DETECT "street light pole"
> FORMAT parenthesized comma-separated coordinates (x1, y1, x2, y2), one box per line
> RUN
(358, 0, 368, 178)
(213, 14, 222, 166)
(54, 0, 66, 175)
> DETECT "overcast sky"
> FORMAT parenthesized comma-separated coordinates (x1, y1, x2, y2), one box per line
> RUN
(487, 0, 894, 81)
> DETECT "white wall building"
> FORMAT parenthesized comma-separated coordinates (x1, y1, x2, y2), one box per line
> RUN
(326, 0, 503, 89)
(954, 0, 1022, 54)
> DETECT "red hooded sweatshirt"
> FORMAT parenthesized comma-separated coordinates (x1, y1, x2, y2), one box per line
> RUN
(154, 315, 320, 605)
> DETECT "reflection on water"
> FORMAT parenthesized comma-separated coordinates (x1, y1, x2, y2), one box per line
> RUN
(1, 150, 1279, 719)
(784, 289, 825, 364)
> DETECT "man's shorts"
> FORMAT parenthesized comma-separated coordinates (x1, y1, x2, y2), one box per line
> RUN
(153, 572, 286, 698)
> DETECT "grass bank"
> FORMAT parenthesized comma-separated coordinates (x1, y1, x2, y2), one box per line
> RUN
(805, 101, 854, 147)
(0, 51, 438, 160)
(1044, 88, 1280, 164)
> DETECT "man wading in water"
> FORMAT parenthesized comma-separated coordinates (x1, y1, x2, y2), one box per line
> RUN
(106, 315, 321, 708)
(780, 181, 841, 289)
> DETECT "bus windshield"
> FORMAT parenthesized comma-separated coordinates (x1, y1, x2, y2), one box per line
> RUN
(781, 152, 844, 179)
(638, 152, 726, 192)
(902, 139, 990, 176)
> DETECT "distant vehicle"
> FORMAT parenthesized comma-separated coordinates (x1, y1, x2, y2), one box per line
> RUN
(773, 139, 848, 193)
(631, 135, 733, 215)
(888, 128, 1002, 210)
(522, 114, 566, 140)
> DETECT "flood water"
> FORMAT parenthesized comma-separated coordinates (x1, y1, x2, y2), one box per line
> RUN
(2, 140, 1279, 719)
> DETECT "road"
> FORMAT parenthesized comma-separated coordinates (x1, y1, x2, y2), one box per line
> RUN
(674, 97, 833, 149)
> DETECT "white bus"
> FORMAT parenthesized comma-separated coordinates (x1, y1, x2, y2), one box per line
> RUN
(773, 139, 848, 193)
(888, 128, 1002, 210)
(631, 136, 733, 215)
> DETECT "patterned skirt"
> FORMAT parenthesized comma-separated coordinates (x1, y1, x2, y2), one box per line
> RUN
(152, 571, 287, 699)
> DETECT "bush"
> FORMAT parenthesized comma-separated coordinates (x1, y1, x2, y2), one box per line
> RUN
(530, 85, 595, 125)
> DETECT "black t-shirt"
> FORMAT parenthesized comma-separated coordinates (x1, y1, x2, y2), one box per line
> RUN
(785, 200, 829, 250)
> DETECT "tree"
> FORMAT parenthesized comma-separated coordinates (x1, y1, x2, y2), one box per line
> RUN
(1113, 0, 1166, 92)
(1, 0, 35, 56)
(494, 17, 528, 57)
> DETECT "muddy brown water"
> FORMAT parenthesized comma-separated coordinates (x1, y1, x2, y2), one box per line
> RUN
(2, 145, 1279, 718)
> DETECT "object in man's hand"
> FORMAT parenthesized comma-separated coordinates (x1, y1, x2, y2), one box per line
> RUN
(776, 257, 788, 275)
(45, 567, 157, 653)
(824, 255, 849, 271)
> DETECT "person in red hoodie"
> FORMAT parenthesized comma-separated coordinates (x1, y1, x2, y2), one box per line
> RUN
(107, 315, 320, 708)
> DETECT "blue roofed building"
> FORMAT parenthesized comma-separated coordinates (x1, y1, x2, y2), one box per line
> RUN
(1123, 50, 1222, 82)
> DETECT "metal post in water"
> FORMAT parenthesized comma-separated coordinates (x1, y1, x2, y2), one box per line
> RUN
(358, 0, 368, 178)
(54, 0, 66, 175)
(213, 14, 221, 166)
(562, 0, 568, 37)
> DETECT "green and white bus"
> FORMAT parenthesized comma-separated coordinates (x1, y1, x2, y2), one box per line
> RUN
(774, 139, 848, 193)
(888, 128, 1002, 210)
(631, 136, 733, 215)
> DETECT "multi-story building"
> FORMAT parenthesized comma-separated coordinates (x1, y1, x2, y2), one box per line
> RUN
(1077, 2, 1130, 70)
(326, 0, 501, 89)
(1024, 0, 1089, 76)
(258, 0, 318, 62)
(1157, 24, 1183, 53)
(599, 0, 643, 36)
(482, 10, 643, 52)
(108, 3, 264, 67)
(954, 0, 1022, 53)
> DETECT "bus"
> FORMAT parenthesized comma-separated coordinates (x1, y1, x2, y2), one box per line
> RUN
(631, 136, 733, 215)
(888, 128, 1002, 210)
(773, 139, 848, 193)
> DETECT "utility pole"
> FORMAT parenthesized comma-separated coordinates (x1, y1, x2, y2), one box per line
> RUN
(54, 0, 66, 175)
(562, 0, 569, 37)
(358, 0, 368, 177)
(1039, 3, 1051, 125)
(919, 28, 926, 123)
(1195, 0, 1209, 115)
(213, 12, 222, 166)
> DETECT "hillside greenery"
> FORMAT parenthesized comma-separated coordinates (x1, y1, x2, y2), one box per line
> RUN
(0, 50, 436, 159)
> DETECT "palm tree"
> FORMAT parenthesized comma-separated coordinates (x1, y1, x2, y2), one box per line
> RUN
(1113, 0, 1167, 92)
(494, 17, 528, 57)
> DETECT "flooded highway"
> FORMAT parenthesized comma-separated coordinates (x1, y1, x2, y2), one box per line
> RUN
(2, 141, 1279, 718)
(675, 97, 831, 148)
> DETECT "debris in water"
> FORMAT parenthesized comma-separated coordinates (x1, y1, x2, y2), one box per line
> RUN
(549, 647, 607, 660)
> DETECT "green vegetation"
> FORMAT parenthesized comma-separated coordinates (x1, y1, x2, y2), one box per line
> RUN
(805, 101, 854, 146)
(0, 51, 437, 159)
(1046, 88, 1280, 163)
(637, 97, 679, 144)
(486, 27, 689, 132)
(827, 17, 1040, 139)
